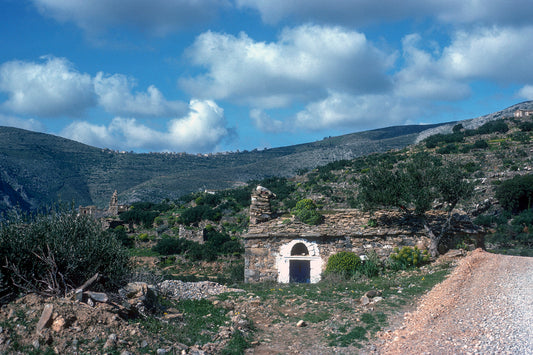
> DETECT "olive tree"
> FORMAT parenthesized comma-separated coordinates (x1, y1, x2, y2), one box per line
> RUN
(358, 153, 474, 257)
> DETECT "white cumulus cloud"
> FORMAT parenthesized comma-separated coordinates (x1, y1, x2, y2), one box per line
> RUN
(0, 114, 45, 132)
(94, 72, 187, 117)
(293, 91, 418, 131)
(0, 56, 96, 117)
(32, 0, 229, 36)
(517, 85, 533, 100)
(439, 26, 533, 83)
(250, 109, 286, 133)
(0, 56, 187, 119)
(181, 24, 393, 109)
(61, 99, 230, 152)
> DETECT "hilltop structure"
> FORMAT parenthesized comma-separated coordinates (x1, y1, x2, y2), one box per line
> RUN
(514, 109, 533, 118)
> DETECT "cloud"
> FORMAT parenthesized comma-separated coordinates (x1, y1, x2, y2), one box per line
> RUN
(237, 0, 533, 27)
(293, 91, 418, 131)
(0, 56, 96, 117)
(250, 109, 286, 133)
(94, 73, 187, 117)
(517, 85, 533, 100)
(181, 24, 393, 108)
(0, 114, 45, 132)
(61, 99, 230, 152)
(394, 26, 533, 102)
(439, 26, 533, 83)
(32, 0, 229, 36)
(393, 34, 471, 101)
(0, 56, 186, 118)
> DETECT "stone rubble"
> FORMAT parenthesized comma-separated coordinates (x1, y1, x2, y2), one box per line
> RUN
(158, 280, 244, 300)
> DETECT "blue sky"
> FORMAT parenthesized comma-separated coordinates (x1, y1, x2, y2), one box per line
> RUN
(1, 0, 533, 153)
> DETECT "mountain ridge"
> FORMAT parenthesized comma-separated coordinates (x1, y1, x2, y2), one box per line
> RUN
(1, 102, 528, 213)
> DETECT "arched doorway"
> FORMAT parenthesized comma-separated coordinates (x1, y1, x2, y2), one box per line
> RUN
(276, 239, 322, 283)
(290, 243, 310, 283)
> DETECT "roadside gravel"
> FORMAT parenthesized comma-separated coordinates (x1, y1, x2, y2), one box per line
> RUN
(378, 249, 533, 354)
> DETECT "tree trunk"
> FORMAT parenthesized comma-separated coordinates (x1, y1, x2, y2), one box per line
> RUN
(424, 221, 440, 258)
(426, 204, 457, 258)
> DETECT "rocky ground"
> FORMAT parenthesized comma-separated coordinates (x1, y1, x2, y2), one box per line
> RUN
(0, 250, 530, 354)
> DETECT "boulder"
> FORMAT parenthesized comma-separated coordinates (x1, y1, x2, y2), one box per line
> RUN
(119, 282, 159, 317)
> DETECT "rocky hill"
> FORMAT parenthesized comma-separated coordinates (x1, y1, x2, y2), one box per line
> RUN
(0, 122, 445, 214)
(1, 101, 531, 215)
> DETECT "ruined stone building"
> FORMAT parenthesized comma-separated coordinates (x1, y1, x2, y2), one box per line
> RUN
(244, 187, 480, 284)
(78, 190, 129, 217)
(108, 190, 129, 216)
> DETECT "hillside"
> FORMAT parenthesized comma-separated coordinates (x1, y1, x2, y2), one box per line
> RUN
(0, 121, 445, 214)
(1, 101, 532, 214)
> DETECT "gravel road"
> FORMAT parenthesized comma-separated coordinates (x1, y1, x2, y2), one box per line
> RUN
(379, 249, 533, 354)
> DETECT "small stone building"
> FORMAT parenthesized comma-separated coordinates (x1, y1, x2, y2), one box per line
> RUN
(244, 201, 480, 283)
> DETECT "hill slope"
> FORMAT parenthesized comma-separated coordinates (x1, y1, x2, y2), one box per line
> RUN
(2, 101, 530, 213)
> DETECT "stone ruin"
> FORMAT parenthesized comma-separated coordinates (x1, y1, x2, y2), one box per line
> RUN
(249, 186, 276, 224)
(244, 189, 484, 284)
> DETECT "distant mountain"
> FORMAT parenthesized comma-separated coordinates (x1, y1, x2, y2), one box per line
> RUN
(2, 102, 526, 213)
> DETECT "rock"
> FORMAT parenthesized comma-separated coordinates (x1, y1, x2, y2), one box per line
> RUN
(51, 316, 66, 332)
(36, 304, 54, 334)
(140, 340, 149, 348)
(119, 282, 159, 316)
(32, 339, 40, 349)
(103, 333, 117, 349)
(360, 295, 370, 306)
(372, 296, 383, 304)
(296, 320, 307, 327)
(86, 291, 108, 303)
(157, 349, 167, 355)
(365, 290, 381, 298)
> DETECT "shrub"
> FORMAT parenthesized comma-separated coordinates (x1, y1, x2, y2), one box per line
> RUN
(436, 144, 458, 154)
(519, 121, 533, 132)
(389, 246, 429, 270)
(152, 236, 193, 255)
(359, 250, 382, 278)
(495, 174, 533, 213)
(473, 139, 489, 149)
(325, 251, 361, 277)
(110, 225, 134, 248)
(292, 199, 324, 225)
(178, 205, 222, 225)
(476, 120, 509, 135)
(0, 210, 131, 297)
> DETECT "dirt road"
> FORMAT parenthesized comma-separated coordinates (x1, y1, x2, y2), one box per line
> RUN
(378, 249, 533, 354)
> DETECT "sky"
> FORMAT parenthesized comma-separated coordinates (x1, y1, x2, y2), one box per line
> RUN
(1, 0, 533, 153)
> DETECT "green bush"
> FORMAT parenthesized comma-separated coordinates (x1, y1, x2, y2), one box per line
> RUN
(436, 144, 458, 154)
(475, 120, 509, 135)
(178, 205, 222, 225)
(359, 250, 382, 278)
(389, 246, 429, 270)
(519, 121, 533, 132)
(473, 139, 489, 149)
(495, 174, 533, 213)
(325, 251, 361, 277)
(292, 199, 324, 225)
(0, 210, 131, 297)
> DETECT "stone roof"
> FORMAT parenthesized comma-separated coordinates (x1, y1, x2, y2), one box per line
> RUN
(245, 209, 480, 239)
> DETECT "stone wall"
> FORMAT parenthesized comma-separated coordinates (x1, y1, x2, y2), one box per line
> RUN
(244, 209, 480, 283)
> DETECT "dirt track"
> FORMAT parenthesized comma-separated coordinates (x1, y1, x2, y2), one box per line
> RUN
(378, 249, 533, 354)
